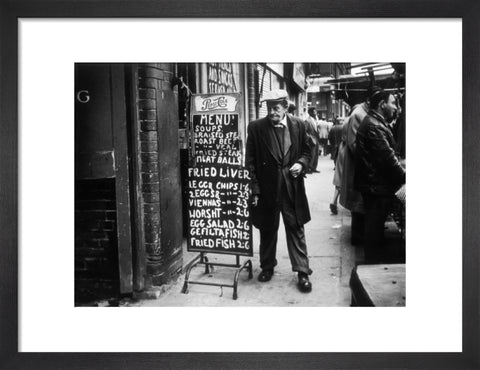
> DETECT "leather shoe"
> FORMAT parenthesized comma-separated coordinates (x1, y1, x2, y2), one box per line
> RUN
(258, 270, 273, 282)
(297, 274, 312, 293)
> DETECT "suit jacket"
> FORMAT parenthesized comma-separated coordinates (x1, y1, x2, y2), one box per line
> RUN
(246, 114, 311, 229)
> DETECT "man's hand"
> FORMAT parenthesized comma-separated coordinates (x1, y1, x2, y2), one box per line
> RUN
(252, 195, 259, 207)
(289, 163, 303, 178)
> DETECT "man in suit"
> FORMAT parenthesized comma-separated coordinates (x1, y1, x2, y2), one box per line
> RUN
(246, 89, 313, 293)
(304, 107, 320, 173)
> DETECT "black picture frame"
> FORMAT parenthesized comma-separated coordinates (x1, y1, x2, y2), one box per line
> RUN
(1, 1, 478, 369)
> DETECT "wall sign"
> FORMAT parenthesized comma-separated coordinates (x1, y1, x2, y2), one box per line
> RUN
(76, 90, 90, 103)
(188, 93, 252, 256)
(207, 63, 237, 94)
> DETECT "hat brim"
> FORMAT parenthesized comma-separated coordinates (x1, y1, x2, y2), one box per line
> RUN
(261, 98, 288, 103)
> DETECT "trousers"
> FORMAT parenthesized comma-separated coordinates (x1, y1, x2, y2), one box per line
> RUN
(258, 180, 312, 275)
(351, 211, 365, 245)
(362, 193, 393, 263)
(309, 142, 320, 171)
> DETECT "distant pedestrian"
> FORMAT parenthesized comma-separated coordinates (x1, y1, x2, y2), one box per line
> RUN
(288, 103, 297, 116)
(328, 117, 344, 166)
(317, 117, 329, 156)
(355, 88, 405, 263)
(326, 119, 334, 155)
(246, 89, 313, 293)
(304, 107, 320, 173)
(328, 117, 345, 215)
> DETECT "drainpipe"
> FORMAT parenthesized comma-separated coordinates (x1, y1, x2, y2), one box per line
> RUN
(247, 63, 256, 122)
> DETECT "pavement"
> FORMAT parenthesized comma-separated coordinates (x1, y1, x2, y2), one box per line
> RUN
(123, 155, 369, 308)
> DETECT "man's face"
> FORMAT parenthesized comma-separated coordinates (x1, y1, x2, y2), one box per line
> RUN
(381, 94, 397, 122)
(309, 109, 317, 118)
(267, 102, 287, 123)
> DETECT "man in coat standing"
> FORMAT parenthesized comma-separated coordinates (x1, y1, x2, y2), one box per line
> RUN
(355, 89, 405, 263)
(339, 102, 368, 245)
(246, 89, 313, 293)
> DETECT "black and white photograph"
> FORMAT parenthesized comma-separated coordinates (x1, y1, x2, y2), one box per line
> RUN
(74, 62, 406, 307)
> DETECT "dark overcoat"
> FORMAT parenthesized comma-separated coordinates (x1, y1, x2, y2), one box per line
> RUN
(354, 110, 405, 195)
(339, 103, 368, 213)
(246, 114, 311, 229)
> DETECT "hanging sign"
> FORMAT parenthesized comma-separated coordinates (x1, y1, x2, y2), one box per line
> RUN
(188, 93, 252, 256)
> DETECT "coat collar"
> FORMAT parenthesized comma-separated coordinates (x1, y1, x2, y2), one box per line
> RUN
(368, 110, 395, 136)
(368, 109, 387, 125)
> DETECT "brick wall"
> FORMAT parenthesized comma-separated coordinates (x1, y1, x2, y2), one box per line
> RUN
(75, 178, 119, 301)
(136, 63, 183, 287)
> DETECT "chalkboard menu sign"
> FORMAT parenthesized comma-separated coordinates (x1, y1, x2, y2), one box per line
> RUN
(187, 93, 253, 256)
